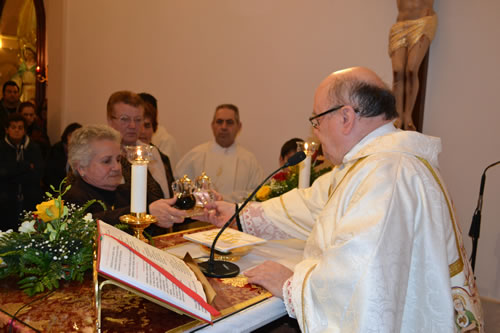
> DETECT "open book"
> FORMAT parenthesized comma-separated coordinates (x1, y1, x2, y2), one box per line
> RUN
(96, 220, 220, 323)
(183, 228, 266, 253)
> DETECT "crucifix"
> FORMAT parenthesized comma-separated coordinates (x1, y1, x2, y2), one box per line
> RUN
(389, 0, 437, 132)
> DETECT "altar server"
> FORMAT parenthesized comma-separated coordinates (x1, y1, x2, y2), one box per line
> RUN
(176, 104, 263, 202)
(201, 67, 483, 332)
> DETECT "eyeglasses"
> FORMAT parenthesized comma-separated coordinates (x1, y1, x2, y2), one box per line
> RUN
(111, 115, 143, 126)
(309, 105, 344, 128)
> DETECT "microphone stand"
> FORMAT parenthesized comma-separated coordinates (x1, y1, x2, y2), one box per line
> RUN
(468, 160, 500, 272)
(198, 151, 306, 278)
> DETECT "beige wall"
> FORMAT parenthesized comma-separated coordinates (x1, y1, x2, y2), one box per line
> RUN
(46, 0, 500, 299)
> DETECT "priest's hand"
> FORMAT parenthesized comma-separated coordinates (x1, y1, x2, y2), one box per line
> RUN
(244, 261, 293, 299)
(149, 198, 186, 228)
(195, 201, 236, 228)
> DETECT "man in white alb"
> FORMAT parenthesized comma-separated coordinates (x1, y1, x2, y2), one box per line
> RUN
(201, 68, 483, 332)
(176, 104, 263, 202)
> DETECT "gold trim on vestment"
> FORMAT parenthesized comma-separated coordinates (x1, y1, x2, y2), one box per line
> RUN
(326, 158, 367, 205)
(279, 196, 310, 234)
(415, 156, 464, 278)
(297, 158, 366, 332)
(301, 264, 317, 332)
(389, 14, 438, 56)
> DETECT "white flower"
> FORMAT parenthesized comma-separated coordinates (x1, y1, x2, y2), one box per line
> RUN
(83, 213, 93, 222)
(18, 221, 37, 234)
(0, 229, 13, 237)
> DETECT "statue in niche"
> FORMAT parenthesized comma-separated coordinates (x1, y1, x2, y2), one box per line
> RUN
(12, 45, 37, 102)
(389, 0, 437, 131)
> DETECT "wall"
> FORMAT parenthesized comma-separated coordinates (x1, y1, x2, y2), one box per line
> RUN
(46, 0, 500, 299)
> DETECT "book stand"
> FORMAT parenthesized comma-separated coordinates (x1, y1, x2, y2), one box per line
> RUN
(93, 248, 202, 332)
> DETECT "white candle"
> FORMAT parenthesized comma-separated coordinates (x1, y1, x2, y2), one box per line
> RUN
(298, 155, 311, 189)
(131, 164, 147, 213)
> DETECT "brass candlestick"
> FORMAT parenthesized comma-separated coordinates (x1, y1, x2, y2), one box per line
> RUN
(119, 213, 157, 243)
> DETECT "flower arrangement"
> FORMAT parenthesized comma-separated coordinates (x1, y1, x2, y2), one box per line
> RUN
(0, 181, 101, 296)
(255, 161, 333, 201)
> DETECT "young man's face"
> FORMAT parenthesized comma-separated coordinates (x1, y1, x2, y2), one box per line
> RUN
(3, 85, 20, 106)
(6, 121, 25, 144)
(20, 106, 36, 126)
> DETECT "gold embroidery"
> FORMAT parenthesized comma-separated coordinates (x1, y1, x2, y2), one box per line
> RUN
(449, 258, 463, 278)
(326, 157, 367, 205)
(220, 276, 249, 288)
(415, 156, 464, 277)
(280, 158, 368, 231)
(279, 196, 309, 233)
(301, 264, 317, 332)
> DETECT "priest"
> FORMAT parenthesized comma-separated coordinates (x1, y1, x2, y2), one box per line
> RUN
(201, 67, 483, 332)
(176, 104, 263, 202)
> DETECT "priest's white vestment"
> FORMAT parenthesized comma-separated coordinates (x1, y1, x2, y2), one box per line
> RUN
(241, 123, 483, 332)
(176, 141, 263, 202)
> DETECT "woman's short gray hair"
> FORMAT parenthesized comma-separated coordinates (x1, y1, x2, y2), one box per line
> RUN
(68, 125, 121, 171)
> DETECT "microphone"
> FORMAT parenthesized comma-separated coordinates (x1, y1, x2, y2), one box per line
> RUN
(468, 160, 500, 272)
(198, 151, 307, 278)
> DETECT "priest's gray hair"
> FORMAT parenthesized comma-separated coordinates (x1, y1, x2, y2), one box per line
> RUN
(328, 78, 398, 120)
(214, 104, 240, 124)
(68, 124, 121, 171)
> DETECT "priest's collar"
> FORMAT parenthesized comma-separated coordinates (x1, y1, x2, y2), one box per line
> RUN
(211, 141, 237, 154)
(342, 122, 398, 163)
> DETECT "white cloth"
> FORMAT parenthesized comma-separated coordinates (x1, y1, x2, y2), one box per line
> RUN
(176, 141, 263, 202)
(152, 125, 179, 171)
(241, 123, 483, 332)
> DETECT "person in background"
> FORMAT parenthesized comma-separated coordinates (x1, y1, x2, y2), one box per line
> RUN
(139, 102, 174, 198)
(200, 67, 483, 331)
(0, 113, 43, 231)
(279, 137, 303, 167)
(0, 81, 21, 139)
(106, 91, 171, 202)
(65, 125, 186, 228)
(176, 104, 263, 202)
(18, 101, 50, 157)
(43, 122, 82, 191)
(139, 92, 180, 169)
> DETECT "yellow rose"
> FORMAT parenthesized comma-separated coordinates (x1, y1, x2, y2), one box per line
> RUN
(256, 185, 272, 201)
(35, 199, 64, 222)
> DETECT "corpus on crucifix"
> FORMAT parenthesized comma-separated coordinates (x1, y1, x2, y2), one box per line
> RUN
(389, 0, 437, 131)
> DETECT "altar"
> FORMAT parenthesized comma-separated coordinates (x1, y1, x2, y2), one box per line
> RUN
(0, 227, 304, 332)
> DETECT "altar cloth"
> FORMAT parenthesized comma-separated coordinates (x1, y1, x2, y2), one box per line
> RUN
(0, 228, 304, 333)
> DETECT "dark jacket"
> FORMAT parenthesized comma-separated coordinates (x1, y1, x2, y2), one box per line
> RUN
(0, 135, 43, 231)
(64, 177, 132, 226)
(43, 140, 69, 191)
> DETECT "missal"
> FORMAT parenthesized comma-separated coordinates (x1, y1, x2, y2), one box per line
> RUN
(96, 220, 220, 323)
(183, 228, 266, 253)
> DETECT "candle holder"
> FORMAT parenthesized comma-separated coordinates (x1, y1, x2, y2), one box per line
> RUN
(120, 145, 157, 243)
(297, 141, 318, 189)
(119, 213, 157, 243)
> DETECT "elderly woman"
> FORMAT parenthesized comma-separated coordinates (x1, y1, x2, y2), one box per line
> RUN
(65, 124, 185, 229)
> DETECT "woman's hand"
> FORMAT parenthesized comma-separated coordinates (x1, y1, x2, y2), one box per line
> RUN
(149, 198, 187, 228)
